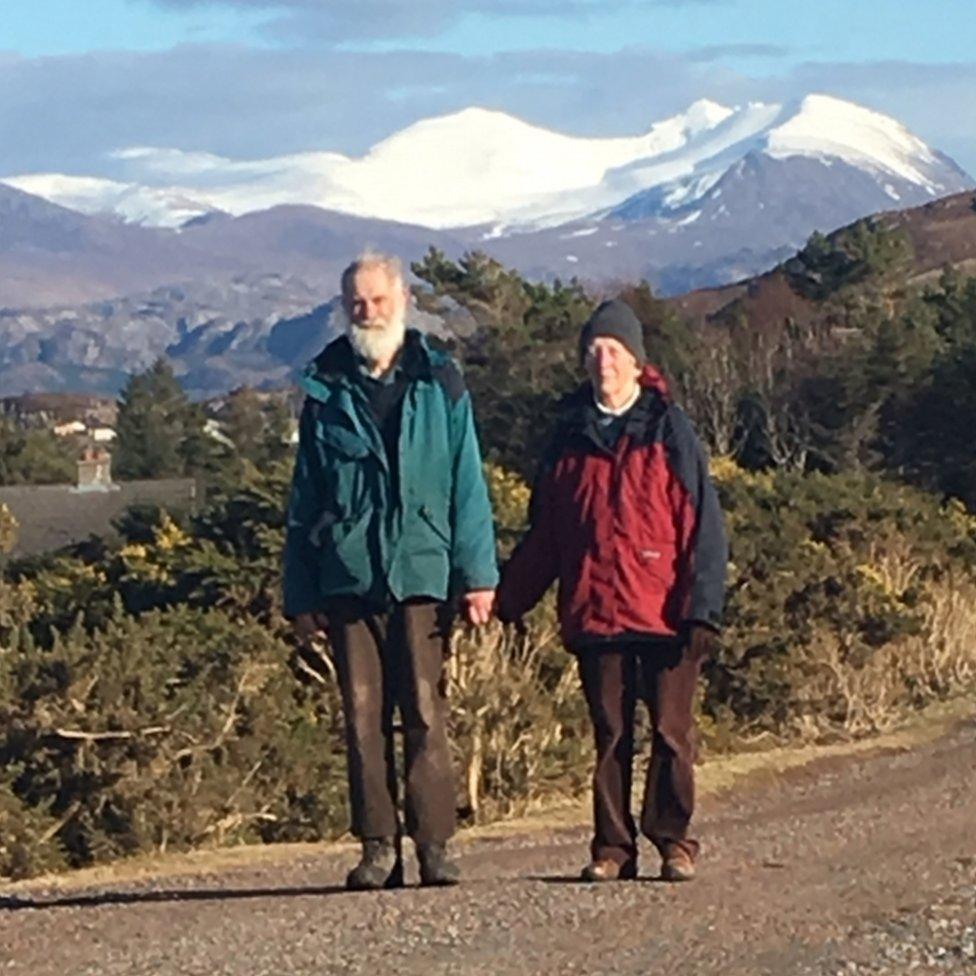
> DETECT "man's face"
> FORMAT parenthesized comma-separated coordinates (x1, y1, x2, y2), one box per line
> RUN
(344, 266, 407, 331)
(342, 265, 408, 365)
(585, 336, 641, 405)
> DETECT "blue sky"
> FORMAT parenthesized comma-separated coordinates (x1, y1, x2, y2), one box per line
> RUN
(2, 0, 975, 175)
(8, 0, 975, 63)
(4, 0, 266, 56)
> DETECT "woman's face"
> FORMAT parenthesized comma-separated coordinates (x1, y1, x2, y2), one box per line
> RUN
(585, 336, 641, 407)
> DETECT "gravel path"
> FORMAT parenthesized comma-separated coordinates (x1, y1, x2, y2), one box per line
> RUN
(2, 719, 974, 976)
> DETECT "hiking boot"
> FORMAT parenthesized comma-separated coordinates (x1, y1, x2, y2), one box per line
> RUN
(660, 846, 696, 882)
(417, 842, 461, 886)
(580, 858, 637, 882)
(345, 838, 403, 891)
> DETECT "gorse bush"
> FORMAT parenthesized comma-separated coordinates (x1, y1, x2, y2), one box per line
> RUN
(705, 458, 976, 741)
(0, 603, 348, 879)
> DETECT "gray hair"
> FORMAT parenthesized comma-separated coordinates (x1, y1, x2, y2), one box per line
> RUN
(340, 250, 405, 297)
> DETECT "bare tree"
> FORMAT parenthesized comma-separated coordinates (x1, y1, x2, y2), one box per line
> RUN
(681, 330, 743, 458)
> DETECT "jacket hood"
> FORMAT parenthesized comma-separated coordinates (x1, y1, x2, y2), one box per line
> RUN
(638, 363, 670, 398)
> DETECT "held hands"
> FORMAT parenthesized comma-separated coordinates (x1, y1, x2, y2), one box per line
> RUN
(461, 589, 495, 627)
(296, 598, 498, 632)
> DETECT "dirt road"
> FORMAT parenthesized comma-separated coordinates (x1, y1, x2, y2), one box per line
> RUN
(3, 718, 975, 976)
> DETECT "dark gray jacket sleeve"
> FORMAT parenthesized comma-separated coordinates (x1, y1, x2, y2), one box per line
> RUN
(664, 405, 728, 630)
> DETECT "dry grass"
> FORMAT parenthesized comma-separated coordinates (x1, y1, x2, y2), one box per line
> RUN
(447, 617, 590, 822)
(785, 557, 976, 738)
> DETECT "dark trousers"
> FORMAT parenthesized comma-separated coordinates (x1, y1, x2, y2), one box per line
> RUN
(326, 597, 456, 846)
(577, 640, 702, 867)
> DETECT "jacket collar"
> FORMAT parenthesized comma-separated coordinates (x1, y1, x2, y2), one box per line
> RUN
(554, 365, 670, 455)
(300, 328, 434, 401)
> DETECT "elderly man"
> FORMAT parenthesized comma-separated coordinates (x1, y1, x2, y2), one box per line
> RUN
(496, 299, 727, 883)
(283, 252, 497, 889)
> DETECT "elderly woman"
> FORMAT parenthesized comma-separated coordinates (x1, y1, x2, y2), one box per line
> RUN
(496, 299, 727, 883)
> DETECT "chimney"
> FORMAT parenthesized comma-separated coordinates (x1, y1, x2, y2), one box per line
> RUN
(75, 446, 114, 491)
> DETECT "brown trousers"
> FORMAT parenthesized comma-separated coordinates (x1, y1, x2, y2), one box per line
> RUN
(326, 597, 456, 845)
(577, 639, 702, 867)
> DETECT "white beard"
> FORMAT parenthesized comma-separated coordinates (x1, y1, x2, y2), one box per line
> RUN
(335, 306, 407, 368)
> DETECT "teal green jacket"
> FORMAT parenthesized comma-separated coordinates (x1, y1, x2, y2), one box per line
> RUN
(282, 330, 498, 616)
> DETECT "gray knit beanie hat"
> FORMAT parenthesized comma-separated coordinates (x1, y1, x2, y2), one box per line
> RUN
(579, 299, 646, 367)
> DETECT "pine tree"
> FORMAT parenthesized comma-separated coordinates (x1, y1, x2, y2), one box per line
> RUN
(115, 359, 194, 479)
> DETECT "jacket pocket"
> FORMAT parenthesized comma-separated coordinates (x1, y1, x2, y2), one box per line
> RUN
(309, 505, 366, 548)
(317, 423, 371, 460)
(417, 504, 451, 546)
(318, 518, 372, 592)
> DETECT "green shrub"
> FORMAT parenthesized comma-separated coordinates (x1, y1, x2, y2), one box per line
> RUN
(705, 458, 976, 742)
(4, 452, 976, 880)
(0, 606, 347, 879)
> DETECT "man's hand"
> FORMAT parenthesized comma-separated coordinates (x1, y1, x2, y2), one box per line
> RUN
(461, 589, 495, 627)
(293, 611, 330, 644)
(292, 612, 334, 684)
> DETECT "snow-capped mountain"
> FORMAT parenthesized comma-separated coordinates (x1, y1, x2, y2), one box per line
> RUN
(3, 94, 969, 234)
(0, 91, 972, 321)
(605, 94, 969, 224)
(3, 174, 220, 229)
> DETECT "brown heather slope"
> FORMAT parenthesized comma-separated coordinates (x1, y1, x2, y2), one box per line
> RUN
(668, 189, 976, 331)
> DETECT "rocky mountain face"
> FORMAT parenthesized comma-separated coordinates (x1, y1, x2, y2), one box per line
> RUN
(3, 189, 975, 398)
(488, 149, 972, 293)
(0, 273, 475, 397)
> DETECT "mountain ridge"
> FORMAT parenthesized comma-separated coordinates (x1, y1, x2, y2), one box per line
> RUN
(2, 188, 975, 398)
(5, 94, 969, 232)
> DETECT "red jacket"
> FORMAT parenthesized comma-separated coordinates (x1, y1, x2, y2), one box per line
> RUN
(496, 367, 727, 651)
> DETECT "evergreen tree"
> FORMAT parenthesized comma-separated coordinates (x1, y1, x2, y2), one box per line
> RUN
(0, 421, 76, 486)
(115, 359, 196, 479)
(220, 387, 292, 468)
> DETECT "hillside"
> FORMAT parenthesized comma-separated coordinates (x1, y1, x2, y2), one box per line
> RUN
(669, 188, 976, 329)
(1, 188, 974, 397)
